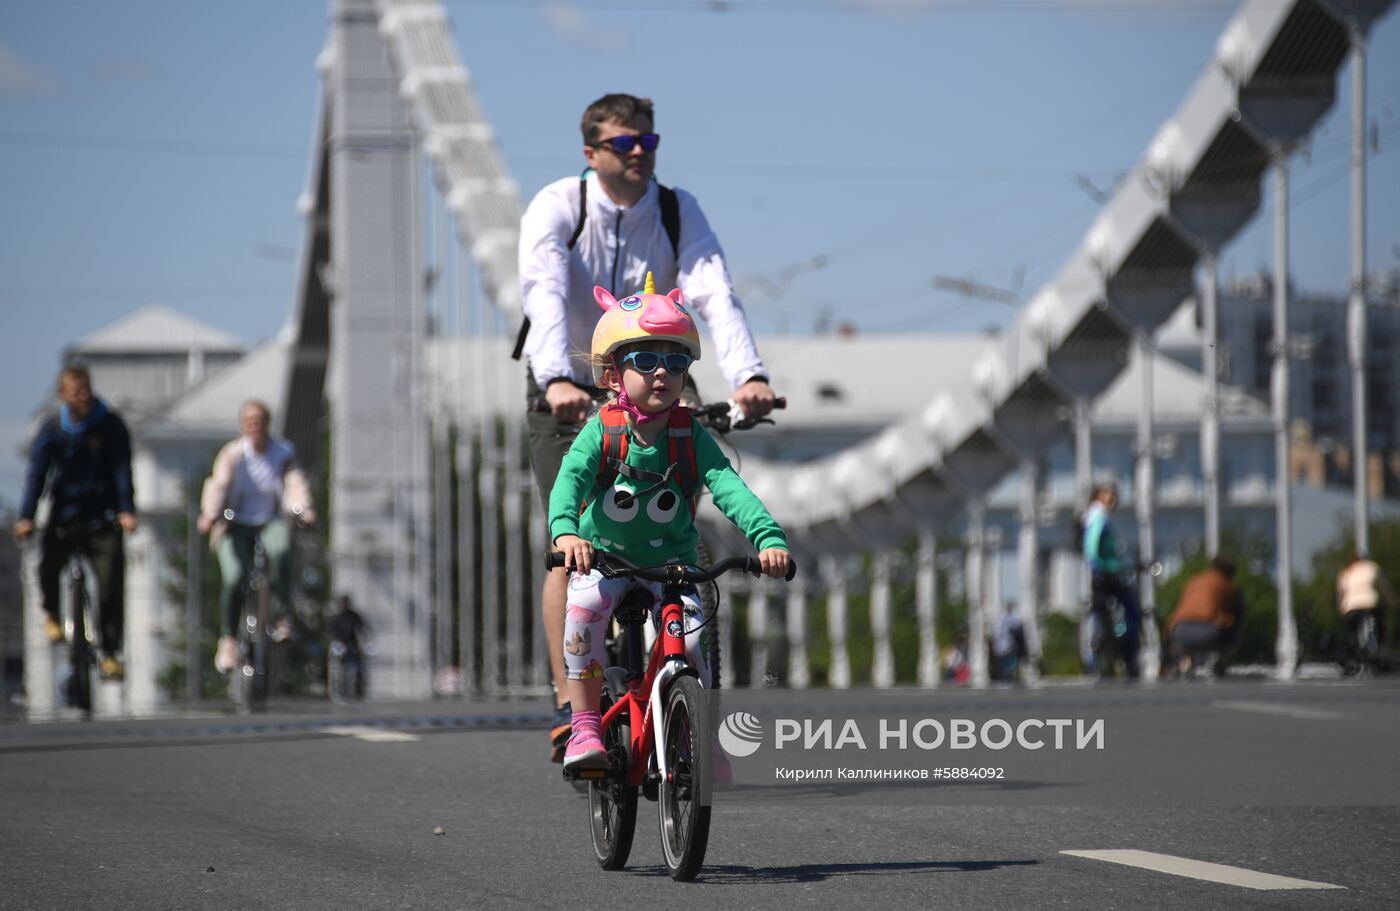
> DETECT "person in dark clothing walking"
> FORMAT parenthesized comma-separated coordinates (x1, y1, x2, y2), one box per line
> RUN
(13, 365, 137, 680)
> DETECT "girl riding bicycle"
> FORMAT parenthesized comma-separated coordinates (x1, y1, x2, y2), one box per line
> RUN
(549, 273, 790, 773)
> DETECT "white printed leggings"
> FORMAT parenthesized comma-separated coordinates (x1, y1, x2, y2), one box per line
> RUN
(564, 570, 714, 686)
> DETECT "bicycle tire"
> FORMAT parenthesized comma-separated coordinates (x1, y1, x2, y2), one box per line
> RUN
(589, 693, 637, 870)
(250, 581, 270, 708)
(1358, 613, 1380, 672)
(694, 536, 720, 689)
(657, 674, 712, 881)
(233, 576, 271, 711)
(70, 627, 93, 715)
(66, 565, 94, 714)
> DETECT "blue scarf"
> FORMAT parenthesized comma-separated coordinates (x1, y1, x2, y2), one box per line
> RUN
(60, 397, 109, 436)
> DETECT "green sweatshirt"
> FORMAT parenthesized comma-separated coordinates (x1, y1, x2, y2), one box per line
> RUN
(549, 412, 788, 565)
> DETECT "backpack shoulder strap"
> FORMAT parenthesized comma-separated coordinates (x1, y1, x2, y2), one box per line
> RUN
(582, 404, 629, 513)
(658, 183, 681, 260)
(567, 174, 588, 251)
(666, 406, 699, 514)
(515, 175, 589, 362)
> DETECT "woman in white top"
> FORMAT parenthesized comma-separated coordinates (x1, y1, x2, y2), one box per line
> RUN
(197, 400, 315, 673)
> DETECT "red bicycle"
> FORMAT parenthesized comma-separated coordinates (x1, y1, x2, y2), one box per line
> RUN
(548, 549, 796, 880)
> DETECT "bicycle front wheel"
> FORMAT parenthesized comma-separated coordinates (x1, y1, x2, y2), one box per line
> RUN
(657, 675, 712, 881)
(64, 570, 95, 714)
(589, 694, 637, 870)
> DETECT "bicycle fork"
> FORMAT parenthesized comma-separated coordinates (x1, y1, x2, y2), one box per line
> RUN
(648, 594, 697, 785)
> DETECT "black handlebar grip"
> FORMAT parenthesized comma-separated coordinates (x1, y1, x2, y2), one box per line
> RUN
(546, 551, 567, 570)
(742, 556, 799, 581)
(773, 396, 787, 410)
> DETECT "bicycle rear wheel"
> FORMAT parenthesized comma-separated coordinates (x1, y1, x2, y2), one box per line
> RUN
(694, 536, 720, 689)
(658, 674, 712, 881)
(589, 694, 637, 870)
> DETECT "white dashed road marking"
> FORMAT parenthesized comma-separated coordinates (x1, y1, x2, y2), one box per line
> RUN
(1212, 700, 1354, 721)
(323, 725, 421, 743)
(1061, 850, 1345, 891)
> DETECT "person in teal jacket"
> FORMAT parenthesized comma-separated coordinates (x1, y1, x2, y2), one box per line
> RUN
(1079, 483, 1141, 679)
(550, 275, 790, 772)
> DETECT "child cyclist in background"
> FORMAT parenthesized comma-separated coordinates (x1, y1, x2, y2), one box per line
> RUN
(550, 273, 791, 772)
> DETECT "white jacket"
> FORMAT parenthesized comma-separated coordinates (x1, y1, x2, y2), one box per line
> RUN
(518, 173, 766, 390)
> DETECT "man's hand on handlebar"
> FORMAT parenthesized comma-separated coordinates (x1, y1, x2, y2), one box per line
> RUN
(545, 380, 594, 425)
(756, 548, 791, 580)
(553, 534, 594, 575)
(732, 378, 775, 420)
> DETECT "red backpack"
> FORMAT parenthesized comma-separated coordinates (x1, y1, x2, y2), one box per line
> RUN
(584, 403, 700, 517)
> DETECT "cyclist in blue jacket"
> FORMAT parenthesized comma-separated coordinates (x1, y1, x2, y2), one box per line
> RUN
(14, 365, 137, 680)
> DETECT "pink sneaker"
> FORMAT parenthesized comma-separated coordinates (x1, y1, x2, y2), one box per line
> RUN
(562, 731, 607, 772)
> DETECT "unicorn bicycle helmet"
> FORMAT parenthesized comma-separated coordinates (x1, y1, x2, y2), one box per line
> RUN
(590, 271, 701, 385)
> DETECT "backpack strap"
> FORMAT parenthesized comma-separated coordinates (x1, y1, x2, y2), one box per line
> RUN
(567, 174, 589, 251)
(582, 404, 631, 514)
(658, 184, 681, 260)
(517, 177, 681, 363)
(666, 406, 700, 516)
(513, 175, 590, 362)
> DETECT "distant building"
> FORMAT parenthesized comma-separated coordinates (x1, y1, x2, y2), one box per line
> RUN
(1157, 272, 1400, 496)
(62, 304, 246, 422)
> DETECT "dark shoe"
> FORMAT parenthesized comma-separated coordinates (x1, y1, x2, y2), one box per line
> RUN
(549, 702, 573, 763)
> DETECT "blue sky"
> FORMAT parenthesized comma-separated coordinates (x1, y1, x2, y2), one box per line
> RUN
(2, 0, 1398, 506)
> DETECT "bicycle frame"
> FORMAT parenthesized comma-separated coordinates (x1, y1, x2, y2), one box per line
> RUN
(600, 587, 699, 788)
(550, 549, 795, 880)
(551, 551, 795, 783)
(44, 514, 115, 714)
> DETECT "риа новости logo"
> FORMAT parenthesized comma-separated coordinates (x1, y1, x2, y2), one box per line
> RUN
(718, 712, 764, 757)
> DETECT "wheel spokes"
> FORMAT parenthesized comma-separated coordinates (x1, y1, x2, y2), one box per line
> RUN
(664, 703, 695, 849)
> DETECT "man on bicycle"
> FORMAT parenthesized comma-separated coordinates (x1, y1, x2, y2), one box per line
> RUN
(14, 365, 137, 681)
(518, 93, 776, 759)
(196, 400, 315, 674)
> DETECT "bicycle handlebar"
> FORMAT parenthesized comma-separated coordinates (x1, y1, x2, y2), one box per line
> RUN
(527, 394, 786, 433)
(546, 549, 797, 583)
(690, 397, 786, 433)
(50, 513, 119, 541)
(222, 505, 307, 523)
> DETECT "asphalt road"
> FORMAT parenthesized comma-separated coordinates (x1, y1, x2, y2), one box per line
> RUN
(2, 679, 1398, 910)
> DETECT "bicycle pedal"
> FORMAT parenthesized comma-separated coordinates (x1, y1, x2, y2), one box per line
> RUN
(562, 766, 609, 782)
